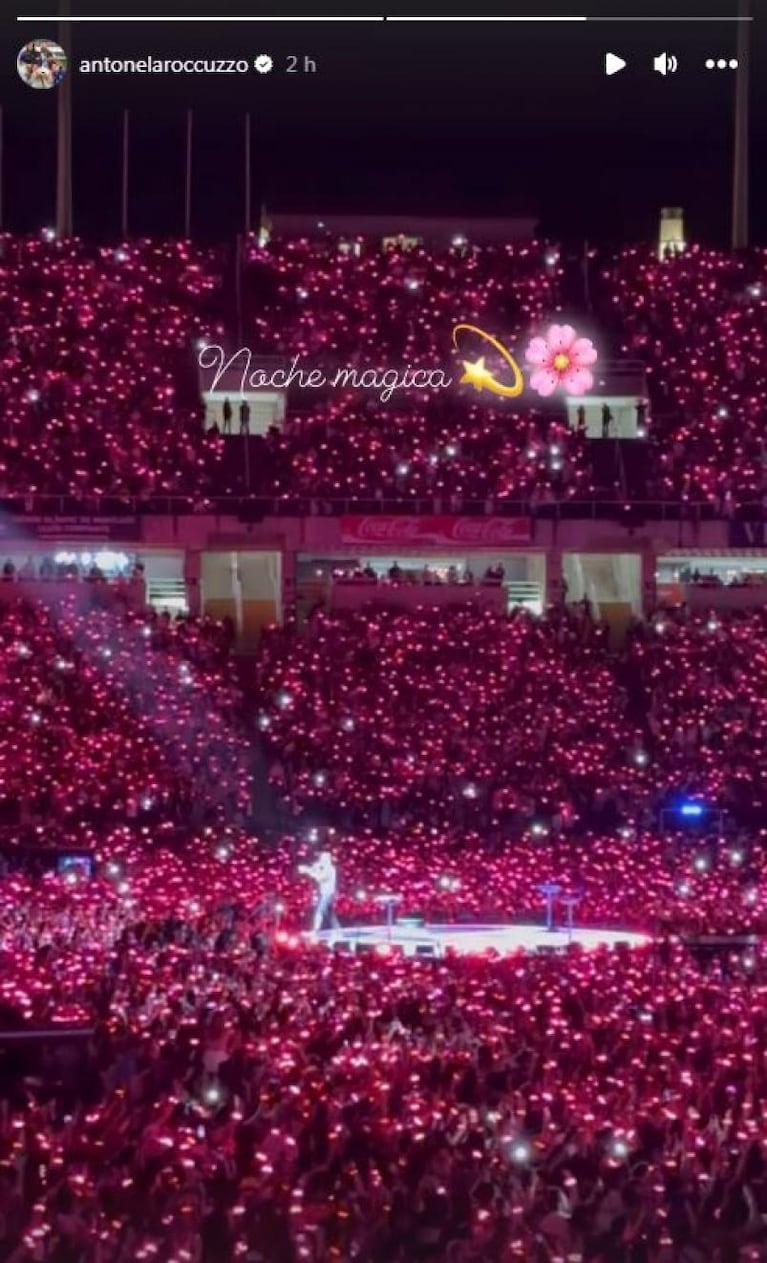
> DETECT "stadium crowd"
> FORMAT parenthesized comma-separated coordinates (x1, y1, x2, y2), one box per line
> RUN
(255, 602, 767, 840)
(1, 829, 767, 1263)
(255, 604, 639, 835)
(0, 596, 248, 840)
(0, 598, 764, 1257)
(238, 237, 588, 501)
(0, 235, 225, 499)
(1, 234, 590, 504)
(2, 234, 767, 506)
(4, 231, 767, 1260)
(624, 610, 767, 829)
(601, 244, 767, 508)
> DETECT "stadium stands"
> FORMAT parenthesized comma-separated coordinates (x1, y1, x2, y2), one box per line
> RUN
(601, 244, 767, 507)
(3, 232, 767, 1261)
(0, 235, 224, 497)
(0, 829, 766, 1261)
(0, 596, 248, 841)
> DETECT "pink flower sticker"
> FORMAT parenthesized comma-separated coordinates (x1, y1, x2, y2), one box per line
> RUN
(524, 324, 598, 397)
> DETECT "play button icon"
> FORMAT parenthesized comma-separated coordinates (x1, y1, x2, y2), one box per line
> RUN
(605, 52, 627, 76)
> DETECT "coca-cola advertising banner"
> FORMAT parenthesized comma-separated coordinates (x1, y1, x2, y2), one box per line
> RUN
(340, 516, 531, 548)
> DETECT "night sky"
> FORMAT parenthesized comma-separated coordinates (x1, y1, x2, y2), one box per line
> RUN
(1, 0, 765, 245)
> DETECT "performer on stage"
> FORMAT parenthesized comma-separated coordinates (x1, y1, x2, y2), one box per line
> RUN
(298, 850, 340, 933)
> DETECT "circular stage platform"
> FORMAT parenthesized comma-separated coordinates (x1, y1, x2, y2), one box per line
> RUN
(312, 921, 651, 958)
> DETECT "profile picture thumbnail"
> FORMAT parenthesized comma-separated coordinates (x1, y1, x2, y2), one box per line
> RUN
(17, 38, 68, 90)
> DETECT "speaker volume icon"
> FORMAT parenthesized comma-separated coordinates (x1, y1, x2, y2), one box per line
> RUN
(653, 51, 678, 75)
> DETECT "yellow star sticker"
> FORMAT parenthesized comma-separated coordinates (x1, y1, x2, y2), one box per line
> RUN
(460, 356, 496, 392)
(452, 324, 524, 398)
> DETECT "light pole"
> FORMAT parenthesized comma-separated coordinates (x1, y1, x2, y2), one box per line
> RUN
(56, 0, 73, 236)
(731, 0, 751, 250)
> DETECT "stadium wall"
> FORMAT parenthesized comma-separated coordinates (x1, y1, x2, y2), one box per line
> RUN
(0, 512, 744, 638)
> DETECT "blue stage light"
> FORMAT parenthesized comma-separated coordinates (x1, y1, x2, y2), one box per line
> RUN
(679, 802, 704, 818)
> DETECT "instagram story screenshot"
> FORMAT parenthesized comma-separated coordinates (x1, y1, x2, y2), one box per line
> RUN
(0, 1, 767, 1261)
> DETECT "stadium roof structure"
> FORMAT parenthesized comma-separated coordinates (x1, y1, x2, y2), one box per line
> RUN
(265, 214, 539, 244)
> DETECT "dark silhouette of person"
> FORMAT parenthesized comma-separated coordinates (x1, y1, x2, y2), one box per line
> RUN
(576, 404, 586, 435)
(601, 403, 613, 438)
(239, 399, 251, 435)
(222, 398, 233, 434)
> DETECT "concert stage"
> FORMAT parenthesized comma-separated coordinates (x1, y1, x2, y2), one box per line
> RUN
(311, 921, 651, 958)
